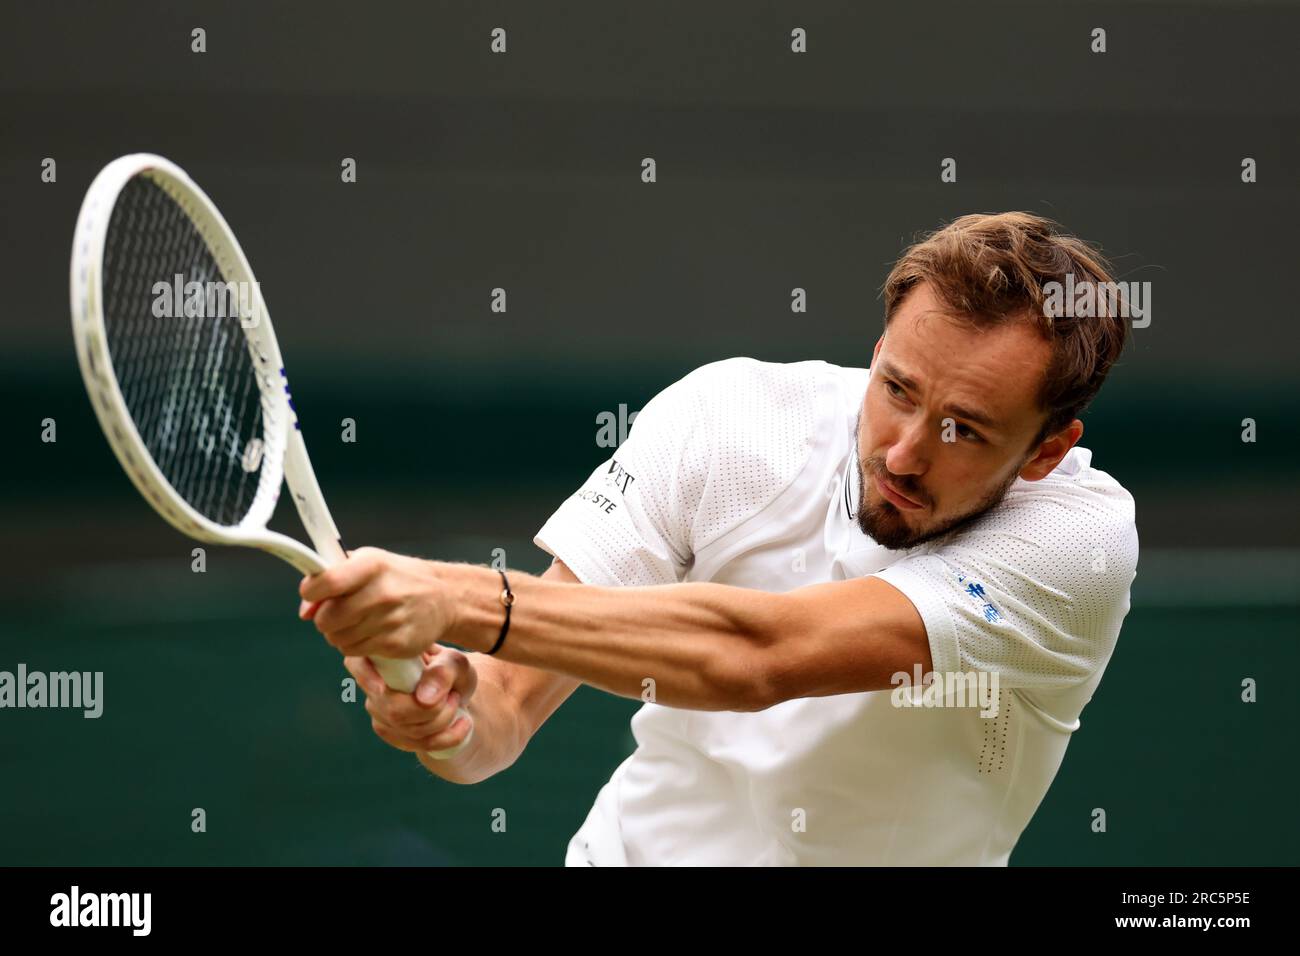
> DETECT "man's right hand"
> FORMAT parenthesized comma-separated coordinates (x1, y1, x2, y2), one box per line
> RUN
(344, 646, 477, 759)
(346, 558, 584, 785)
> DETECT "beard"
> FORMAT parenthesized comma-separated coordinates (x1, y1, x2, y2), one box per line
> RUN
(855, 450, 1022, 551)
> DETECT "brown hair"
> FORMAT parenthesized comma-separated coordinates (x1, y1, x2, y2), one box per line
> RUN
(882, 212, 1128, 447)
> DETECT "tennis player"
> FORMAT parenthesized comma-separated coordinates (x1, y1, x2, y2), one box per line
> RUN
(301, 212, 1139, 866)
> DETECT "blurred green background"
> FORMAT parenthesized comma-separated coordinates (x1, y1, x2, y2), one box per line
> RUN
(1, 1, 1297, 865)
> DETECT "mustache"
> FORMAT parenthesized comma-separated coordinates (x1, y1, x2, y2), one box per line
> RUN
(864, 456, 928, 506)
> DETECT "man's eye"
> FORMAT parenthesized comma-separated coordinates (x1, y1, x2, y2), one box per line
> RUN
(957, 424, 983, 442)
(885, 381, 905, 398)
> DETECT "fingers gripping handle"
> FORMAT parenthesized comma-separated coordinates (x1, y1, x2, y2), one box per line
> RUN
(284, 422, 473, 761)
(303, 536, 473, 762)
(369, 655, 475, 761)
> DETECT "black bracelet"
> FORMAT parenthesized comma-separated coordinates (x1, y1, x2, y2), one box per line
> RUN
(487, 569, 514, 656)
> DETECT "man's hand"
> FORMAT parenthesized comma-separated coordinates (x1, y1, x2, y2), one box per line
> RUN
(344, 647, 477, 758)
(299, 547, 455, 660)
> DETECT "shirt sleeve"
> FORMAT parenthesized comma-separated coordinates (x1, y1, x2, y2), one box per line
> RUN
(532, 365, 714, 587)
(873, 486, 1139, 691)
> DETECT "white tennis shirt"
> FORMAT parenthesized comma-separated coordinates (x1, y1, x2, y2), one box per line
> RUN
(534, 357, 1138, 866)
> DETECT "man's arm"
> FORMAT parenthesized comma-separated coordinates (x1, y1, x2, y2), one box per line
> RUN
(304, 551, 932, 715)
(440, 563, 932, 713)
(473, 561, 584, 750)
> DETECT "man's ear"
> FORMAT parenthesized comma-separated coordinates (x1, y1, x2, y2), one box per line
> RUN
(1019, 419, 1084, 481)
(871, 336, 885, 364)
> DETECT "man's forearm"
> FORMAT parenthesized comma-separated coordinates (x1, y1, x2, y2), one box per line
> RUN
(440, 564, 786, 712)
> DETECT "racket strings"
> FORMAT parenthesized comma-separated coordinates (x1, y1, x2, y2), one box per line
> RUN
(102, 176, 267, 528)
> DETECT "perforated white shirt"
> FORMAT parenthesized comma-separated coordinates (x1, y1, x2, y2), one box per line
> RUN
(534, 357, 1138, 866)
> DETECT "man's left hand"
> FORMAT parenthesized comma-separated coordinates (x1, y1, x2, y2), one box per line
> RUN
(299, 547, 456, 660)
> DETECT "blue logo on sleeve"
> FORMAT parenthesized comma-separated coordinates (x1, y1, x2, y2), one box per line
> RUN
(957, 575, 1002, 623)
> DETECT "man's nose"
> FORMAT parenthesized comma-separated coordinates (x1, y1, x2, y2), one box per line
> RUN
(884, 419, 931, 478)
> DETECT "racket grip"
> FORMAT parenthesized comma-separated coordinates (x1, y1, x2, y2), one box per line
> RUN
(369, 655, 475, 761)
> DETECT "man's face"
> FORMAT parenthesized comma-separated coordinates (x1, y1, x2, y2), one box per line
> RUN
(855, 282, 1079, 549)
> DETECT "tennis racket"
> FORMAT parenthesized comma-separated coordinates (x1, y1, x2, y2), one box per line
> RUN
(69, 153, 472, 759)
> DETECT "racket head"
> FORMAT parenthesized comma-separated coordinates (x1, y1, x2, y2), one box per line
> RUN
(71, 162, 472, 756)
(70, 153, 294, 553)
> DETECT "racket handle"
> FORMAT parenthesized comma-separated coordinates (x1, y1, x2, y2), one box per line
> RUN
(370, 655, 475, 761)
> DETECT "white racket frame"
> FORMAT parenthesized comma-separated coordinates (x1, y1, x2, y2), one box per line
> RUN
(70, 153, 471, 760)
